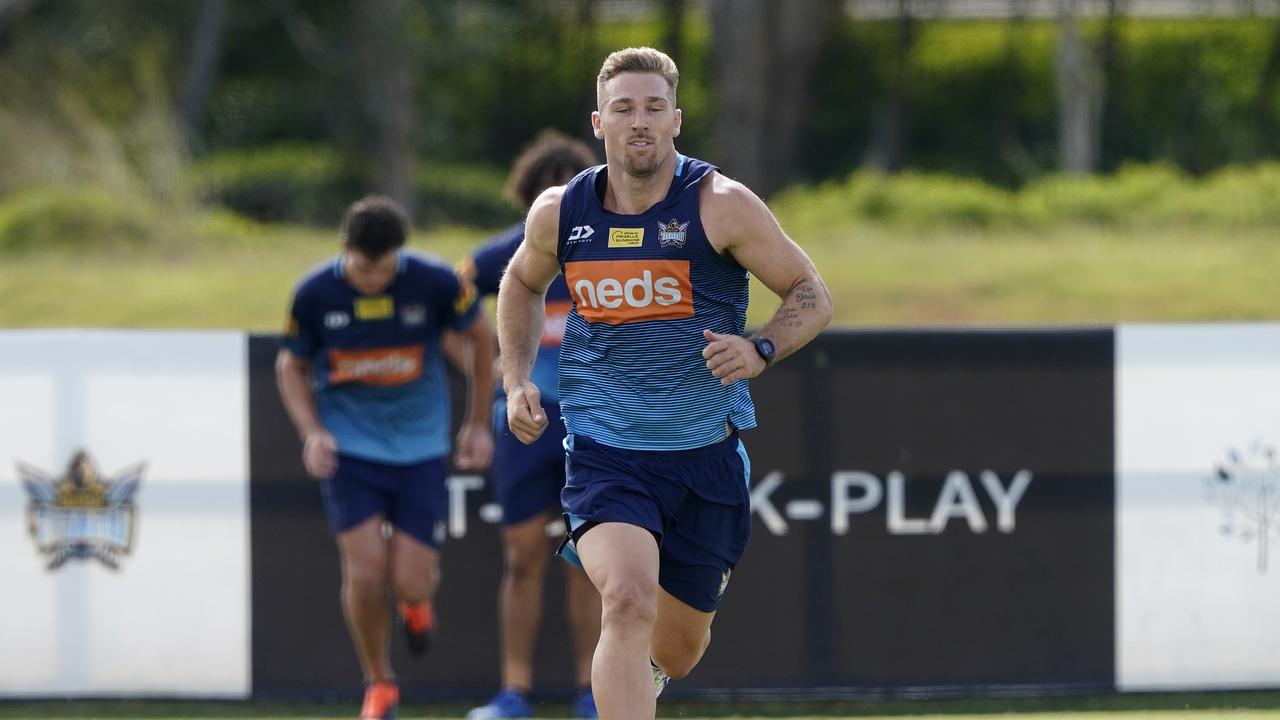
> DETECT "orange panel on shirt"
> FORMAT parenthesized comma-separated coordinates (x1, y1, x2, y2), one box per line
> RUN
(542, 299, 573, 346)
(329, 344, 423, 386)
(564, 259, 694, 325)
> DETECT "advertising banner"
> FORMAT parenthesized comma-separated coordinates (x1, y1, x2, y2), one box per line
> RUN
(248, 330, 1117, 697)
(0, 331, 251, 697)
(1117, 324, 1280, 690)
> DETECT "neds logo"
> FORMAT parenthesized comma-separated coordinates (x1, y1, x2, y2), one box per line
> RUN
(565, 259, 693, 324)
(329, 344, 424, 385)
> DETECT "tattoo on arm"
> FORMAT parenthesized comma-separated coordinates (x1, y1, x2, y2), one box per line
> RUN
(794, 282, 817, 311)
(777, 306, 803, 328)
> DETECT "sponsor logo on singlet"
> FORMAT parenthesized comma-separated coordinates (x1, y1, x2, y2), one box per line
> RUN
(608, 228, 644, 248)
(328, 344, 424, 385)
(564, 259, 693, 324)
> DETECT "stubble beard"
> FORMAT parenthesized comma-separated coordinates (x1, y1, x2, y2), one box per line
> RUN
(621, 146, 663, 178)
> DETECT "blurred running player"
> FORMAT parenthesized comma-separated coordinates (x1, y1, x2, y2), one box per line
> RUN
(276, 195, 494, 720)
(496, 48, 832, 720)
(462, 130, 602, 720)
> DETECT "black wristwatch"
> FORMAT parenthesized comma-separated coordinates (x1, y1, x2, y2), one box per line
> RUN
(750, 336, 776, 367)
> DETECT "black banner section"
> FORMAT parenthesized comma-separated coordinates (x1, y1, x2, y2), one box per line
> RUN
(249, 329, 1115, 698)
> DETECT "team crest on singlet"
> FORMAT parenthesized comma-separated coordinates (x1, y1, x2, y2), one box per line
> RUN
(658, 218, 689, 248)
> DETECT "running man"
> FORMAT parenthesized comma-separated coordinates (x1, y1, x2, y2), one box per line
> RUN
(463, 130, 602, 720)
(277, 195, 494, 720)
(496, 48, 832, 720)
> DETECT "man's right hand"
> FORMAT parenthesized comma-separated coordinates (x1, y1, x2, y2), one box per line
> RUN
(303, 429, 338, 479)
(506, 383, 549, 444)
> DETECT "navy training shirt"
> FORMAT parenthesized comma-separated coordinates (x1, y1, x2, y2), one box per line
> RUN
(283, 251, 481, 464)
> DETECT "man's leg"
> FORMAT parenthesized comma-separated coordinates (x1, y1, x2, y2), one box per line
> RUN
(576, 522, 660, 720)
(388, 529, 440, 604)
(496, 511, 554, 692)
(336, 515, 394, 683)
(650, 589, 715, 680)
(565, 562, 602, 689)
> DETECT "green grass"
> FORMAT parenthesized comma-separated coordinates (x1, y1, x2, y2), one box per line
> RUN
(5, 691, 1280, 719)
(3, 220, 1276, 330)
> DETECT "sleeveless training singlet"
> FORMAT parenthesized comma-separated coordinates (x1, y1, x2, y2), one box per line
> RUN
(556, 154, 757, 451)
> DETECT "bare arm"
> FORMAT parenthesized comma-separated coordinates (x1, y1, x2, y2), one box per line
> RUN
(451, 313, 495, 470)
(701, 172, 833, 383)
(274, 349, 337, 479)
(496, 186, 564, 443)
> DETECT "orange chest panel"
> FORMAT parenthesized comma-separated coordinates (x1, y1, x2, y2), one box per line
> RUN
(328, 344, 424, 386)
(563, 259, 694, 325)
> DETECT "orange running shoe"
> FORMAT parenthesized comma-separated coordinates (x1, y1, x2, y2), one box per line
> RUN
(397, 600, 434, 656)
(360, 681, 399, 720)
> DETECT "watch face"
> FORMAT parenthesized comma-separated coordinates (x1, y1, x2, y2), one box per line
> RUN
(755, 337, 775, 361)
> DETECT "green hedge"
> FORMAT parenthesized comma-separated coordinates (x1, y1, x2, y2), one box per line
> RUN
(771, 162, 1280, 233)
(0, 186, 158, 253)
(190, 144, 519, 228)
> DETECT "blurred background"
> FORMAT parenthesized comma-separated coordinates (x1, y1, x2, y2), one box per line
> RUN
(3, 0, 1280, 328)
(5, 2, 1280, 717)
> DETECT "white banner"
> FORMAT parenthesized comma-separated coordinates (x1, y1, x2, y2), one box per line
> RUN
(1117, 324, 1280, 690)
(0, 331, 250, 697)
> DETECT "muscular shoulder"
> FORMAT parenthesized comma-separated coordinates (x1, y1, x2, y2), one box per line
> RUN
(699, 171, 773, 253)
(524, 185, 567, 256)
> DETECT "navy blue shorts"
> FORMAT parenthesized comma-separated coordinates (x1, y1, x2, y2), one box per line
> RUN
(560, 432, 752, 613)
(320, 454, 448, 549)
(492, 400, 565, 526)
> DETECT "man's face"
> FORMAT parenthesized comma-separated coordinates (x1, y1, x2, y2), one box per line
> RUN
(593, 72, 681, 178)
(342, 247, 399, 295)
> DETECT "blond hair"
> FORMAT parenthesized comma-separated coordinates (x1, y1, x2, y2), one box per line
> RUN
(596, 47, 679, 108)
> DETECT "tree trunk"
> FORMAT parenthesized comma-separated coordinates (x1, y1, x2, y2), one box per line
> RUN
(1255, 15, 1280, 156)
(179, 0, 228, 144)
(709, 0, 834, 195)
(351, 0, 415, 213)
(997, 0, 1037, 181)
(1097, 0, 1128, 171)
(865, 0, 914, 173)
(1055, 0, 1103, 174)
(660, 0, 685, 65)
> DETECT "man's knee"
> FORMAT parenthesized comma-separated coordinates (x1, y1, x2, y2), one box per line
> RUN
(652, 626, 710, 680)
(599, 578, 657, 630)
(503, 533, 550, 584)
(390, 563, 436, 602)
(343, 559, 387, 595)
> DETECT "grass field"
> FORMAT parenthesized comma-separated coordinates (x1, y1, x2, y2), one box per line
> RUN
(5, 691, 1280, 719)
(3, 219, 1278, 330)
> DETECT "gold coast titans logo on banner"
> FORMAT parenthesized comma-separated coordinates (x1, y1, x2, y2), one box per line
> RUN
(18, 451, 144, 571)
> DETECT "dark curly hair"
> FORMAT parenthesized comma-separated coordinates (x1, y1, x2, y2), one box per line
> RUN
(505, 129, 598, 210)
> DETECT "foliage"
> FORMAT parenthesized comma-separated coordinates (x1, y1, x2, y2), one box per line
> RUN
(189, 144, 355, 225)
(801, 17, 1276, 186)
(0, 186, 157, 254)
(189, 144, 517, 228)
(771, 162, 1280, 234)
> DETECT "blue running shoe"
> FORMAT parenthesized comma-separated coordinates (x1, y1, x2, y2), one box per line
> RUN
(466, 689, 533, 719)
(572, 688, 598, 719)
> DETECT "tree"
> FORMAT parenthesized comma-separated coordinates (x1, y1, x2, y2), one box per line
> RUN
(351, 0, 415, 211)
(708, 0, 837, 196)
(179, 0, 229, 145)
(864, 0, 915, 173)
(1054, 0, 1103, 173)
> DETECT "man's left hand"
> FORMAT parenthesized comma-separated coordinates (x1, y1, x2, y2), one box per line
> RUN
(702, 329, 766, 386)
